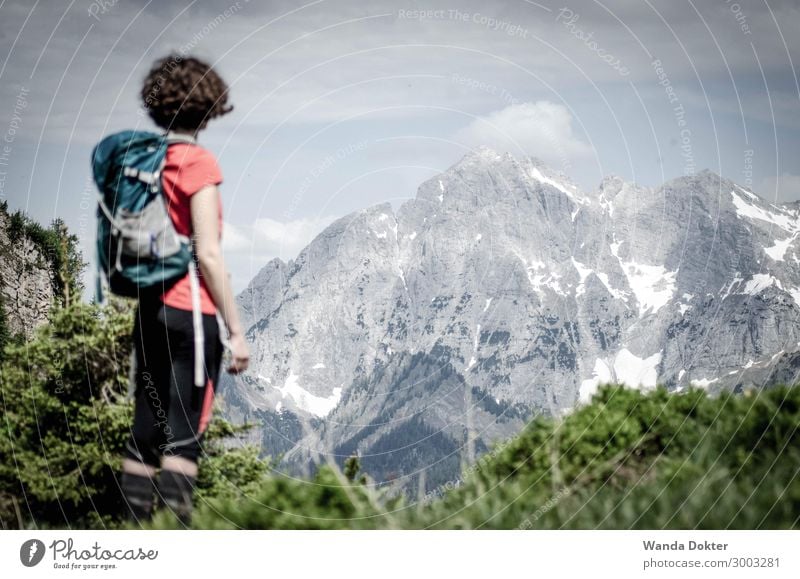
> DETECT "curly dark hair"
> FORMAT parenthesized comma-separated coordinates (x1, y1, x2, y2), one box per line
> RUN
(140, 54, 233, 132)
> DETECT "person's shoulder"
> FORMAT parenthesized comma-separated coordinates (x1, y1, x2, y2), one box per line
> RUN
(169, 143, 218, 164)
(166, 142, 223, 192)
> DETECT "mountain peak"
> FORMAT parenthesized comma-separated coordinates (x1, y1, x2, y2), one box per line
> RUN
(461, 145, 505, 162)
(454, 147, 555, 174)
(429, 148, 585, 206)
(232, 147, 800, 489)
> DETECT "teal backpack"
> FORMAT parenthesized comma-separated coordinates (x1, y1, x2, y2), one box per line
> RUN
(91, 129, 196, 298)
(92, 129, 208, 387)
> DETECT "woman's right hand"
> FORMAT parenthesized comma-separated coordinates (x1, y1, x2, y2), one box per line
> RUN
(227, 332, 250, 374)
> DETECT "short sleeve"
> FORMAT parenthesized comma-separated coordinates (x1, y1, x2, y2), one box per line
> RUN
(174, 146, 223, 197)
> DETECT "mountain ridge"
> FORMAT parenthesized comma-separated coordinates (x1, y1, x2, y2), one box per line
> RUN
(223, 148, 800, 490)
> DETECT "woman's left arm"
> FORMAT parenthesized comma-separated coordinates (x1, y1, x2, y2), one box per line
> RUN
(190, 183, 250, 374)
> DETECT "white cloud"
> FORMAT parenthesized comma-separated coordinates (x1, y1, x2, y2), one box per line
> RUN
(757, 173, 800, 203)
(453, 101, 593, 168)
(223, 214, 339, 259)
(223, 214, 340, 292)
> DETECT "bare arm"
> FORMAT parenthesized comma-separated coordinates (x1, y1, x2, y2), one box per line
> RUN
(190, 184, 249, 373)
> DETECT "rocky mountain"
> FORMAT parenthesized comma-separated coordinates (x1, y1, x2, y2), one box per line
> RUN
(221, 147, 800, 491)
(0, 204, 56, 341)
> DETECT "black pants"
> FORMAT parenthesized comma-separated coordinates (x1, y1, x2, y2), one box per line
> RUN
(124, 298, 223, 467)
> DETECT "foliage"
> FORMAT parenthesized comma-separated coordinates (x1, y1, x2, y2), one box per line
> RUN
(0, 299, 134, 529)
(410, 384, 800, 529)
(0, 205, 85, 359)
(2, 296, 797, 530)
(3, 208, 84, 307)
(146, 383, 800, 530)
(148, 455, 403, 530)
(344, 454, 367, 484)
(193, 418, 273, 503)
(0, 299, 272, 529)
(0, 289, 9, 362)
(2, 291, 797, 530)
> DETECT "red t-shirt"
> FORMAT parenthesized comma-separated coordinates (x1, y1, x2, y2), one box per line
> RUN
(159, 143, 223, 315)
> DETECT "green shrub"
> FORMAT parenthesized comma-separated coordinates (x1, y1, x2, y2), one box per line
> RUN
(413, 384, 800, 529)
(0, 299, 134, 528)
(0, 299, 272, 529)
(144, 383, 800, 530)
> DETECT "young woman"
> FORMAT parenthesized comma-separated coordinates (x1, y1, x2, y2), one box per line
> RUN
(119, 55, 250, 526)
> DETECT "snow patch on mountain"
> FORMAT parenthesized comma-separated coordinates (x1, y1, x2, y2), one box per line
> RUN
(465, 323, 481, 371)
(267, 372, 343, 417)
(614, 348, 662, 389)
(579, 349, 661, 403)
(731, 190, 798, 232)
(528, 165, 581, 203)
(579, 358, 612, 403)
(743, 273, 782, 294)
(691, 377, 718, 389)
(572, 257, 592, 298)
(619, 261, 677, 316)
(528, 270, 565, 295)
(764, 235, 796, 261)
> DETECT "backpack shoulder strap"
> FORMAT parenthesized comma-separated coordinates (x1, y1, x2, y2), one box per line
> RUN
(162, 130, 206, 387)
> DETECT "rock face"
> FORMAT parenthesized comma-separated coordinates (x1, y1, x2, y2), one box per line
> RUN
(0, 208, 55, 337)
(222, 148, 800, 490)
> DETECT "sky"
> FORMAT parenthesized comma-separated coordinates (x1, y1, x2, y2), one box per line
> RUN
(0, 0, 799, 293)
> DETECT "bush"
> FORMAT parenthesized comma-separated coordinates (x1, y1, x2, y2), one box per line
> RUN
(0, 299, 271, 529)
(0, 299, 134, 528)
(413, 384, 800, 529)
(144, 383, 800, 530)
(149, 461, 401, 530)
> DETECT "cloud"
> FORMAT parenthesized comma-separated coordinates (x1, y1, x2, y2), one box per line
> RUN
(3, 0, 799, 150)
(757, 173, 800, 203)
(224, 214, 339, 258)
(453, 101, 594, 169)
(223, 214, 340, 291)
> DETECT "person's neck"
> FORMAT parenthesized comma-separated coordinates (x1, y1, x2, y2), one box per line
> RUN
(169, 128, 197, 138)
(166, 129, 198, 144)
